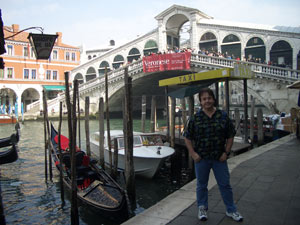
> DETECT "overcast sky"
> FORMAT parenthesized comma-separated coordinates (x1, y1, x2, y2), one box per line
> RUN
(1, 0, 300, 49)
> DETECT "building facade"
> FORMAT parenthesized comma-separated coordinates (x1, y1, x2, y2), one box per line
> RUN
(0, 24, 81, 115)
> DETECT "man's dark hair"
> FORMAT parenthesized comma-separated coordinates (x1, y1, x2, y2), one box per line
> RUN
(198, 88, 216, 102)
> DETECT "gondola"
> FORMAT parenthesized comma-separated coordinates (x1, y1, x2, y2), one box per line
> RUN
(0, 123, 20, 165)
(0, 123, 20, 148)
(50, 123, 128, 218)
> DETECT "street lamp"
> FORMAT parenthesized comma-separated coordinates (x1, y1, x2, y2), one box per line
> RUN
(28, 33, 58, 60)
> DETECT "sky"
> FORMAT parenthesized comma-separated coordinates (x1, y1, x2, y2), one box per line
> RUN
(1, 0, 300, 50)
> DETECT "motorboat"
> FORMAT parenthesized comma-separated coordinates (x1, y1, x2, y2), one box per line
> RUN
(0, 115, 17, 124)
(90, 130, 175, 178)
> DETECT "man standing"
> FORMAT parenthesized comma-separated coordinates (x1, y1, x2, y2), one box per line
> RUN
(183, 88, 243, 222)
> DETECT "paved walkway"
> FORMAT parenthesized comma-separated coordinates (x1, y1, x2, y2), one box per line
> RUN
(123, 134, 300, 225)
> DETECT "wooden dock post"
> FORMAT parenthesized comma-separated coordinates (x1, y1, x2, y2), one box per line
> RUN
(105, 68, 112, 173)
(123, 67, 135, 201)
(65, 72, 79, 225)
(71, 79, 79, 225)
(42, 90, 48, 180)
(141, 95, 146, 133)
(150, 96, 156, 133)
(43, 90, 52, 180)
(250, 97, 255, 142)
(85, 96, 91, 156)
(169, 97, 175, 148)
(257, 108, 264, 145)
(58, 101, 65, 203)
(98, 97, 105, 169)
(235, 108, 241, 136)
(112, 138, 119, 178)
(243, 79, 249, 143)
(180, 98, 187, 127)
(187, 96, 194, 171)
(77, 87, 81, 149)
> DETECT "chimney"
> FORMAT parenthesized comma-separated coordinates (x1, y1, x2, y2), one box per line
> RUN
(12, 24, 19, 33)
(12, 24, 19, 40)
(56, 32, 62, 45)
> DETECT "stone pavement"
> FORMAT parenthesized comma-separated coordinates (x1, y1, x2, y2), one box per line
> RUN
(123, 134, 300, 225)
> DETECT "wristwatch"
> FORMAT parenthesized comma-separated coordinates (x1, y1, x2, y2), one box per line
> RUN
(226, 151, 231, 157)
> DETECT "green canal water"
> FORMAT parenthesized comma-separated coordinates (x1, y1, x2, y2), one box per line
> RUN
(0, 119, 191, 225)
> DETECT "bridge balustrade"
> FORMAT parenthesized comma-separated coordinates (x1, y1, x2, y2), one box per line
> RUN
(25, 53, 300, 113)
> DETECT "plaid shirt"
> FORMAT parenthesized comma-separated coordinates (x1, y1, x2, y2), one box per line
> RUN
(183, 109, 236, 160)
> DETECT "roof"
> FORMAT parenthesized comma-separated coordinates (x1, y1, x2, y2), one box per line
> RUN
(199, 19, 300, 34)
(3, 25, 79, 49)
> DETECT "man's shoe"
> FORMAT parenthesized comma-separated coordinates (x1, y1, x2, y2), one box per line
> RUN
(198, 206, 208, 221)
(226, 211, 243, 222)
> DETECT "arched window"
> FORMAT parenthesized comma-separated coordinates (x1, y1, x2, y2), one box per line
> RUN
(199, 32, 218, 52)
(221, 34, 241, 59)
(74, 73, 84, 84)
(86, 67, 97, 82)
(245, 37, 266, 63)
(143, 40, 158, 56)
(270, 40, 292, 68)
(127, 48, 141, 63)
(112, 55, 124, 69)
(98, 61, 110, 76)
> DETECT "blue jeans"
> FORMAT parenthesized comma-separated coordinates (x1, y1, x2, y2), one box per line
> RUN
(195, 159, 236, 213)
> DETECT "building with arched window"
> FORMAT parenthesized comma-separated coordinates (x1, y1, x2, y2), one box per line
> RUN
(1, 24, 80, 114)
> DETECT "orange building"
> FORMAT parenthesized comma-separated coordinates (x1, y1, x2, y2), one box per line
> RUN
(0, 24, 80, 115)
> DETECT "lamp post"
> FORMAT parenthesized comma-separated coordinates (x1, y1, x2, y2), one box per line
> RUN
(28, 33, 58, 60)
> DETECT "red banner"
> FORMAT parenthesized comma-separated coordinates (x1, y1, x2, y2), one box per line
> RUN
(142, 52, 191, 73)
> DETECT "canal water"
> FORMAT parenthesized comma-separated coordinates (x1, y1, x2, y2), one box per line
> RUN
(0, 119, 190, 225)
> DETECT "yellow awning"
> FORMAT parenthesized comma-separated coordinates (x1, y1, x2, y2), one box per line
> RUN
(159, 64, 254, 87)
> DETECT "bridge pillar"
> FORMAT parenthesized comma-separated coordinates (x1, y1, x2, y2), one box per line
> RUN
(157, 19, 167, 51)
(190, 13, 199, 52)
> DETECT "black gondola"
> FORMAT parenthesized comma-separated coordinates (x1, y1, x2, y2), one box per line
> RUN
(0, 123, 20, 148)
(50, 123, 128, 218)
(0, 123, 20, 165)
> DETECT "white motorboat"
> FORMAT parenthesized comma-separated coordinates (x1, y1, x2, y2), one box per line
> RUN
(90, 130, 175, 178)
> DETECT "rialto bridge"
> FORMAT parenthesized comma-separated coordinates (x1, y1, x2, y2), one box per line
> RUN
(27, 4, 300, 116)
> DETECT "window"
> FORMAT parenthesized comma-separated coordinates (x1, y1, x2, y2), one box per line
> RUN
(24, 46, 29, 57)
(31, 47, 35, 58)
(65, 52, 70, 61)
(52, 71, 58, 80)
(31, 69, 36, 79)
(52, 50, 58, 60)
(46, 70, 51, 80)
(7, 45, 13, 55)
(7, 68, 13, 78)
(24, 69, 29, 79)
(0, 69, 4, 78)
(71, 52, 76, 61)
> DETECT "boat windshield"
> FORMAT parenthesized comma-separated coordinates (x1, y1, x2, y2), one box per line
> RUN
(141, 135, 163, 146)
(117, 136, 142, 148)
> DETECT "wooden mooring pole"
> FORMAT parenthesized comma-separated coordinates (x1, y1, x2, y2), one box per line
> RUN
(65, 72, 79, 225)
(123, 67, 135, 202)
(257, 108, 264, 146)
(150, 96, 156, 133)
(77, 87, 81, 149)
(85, 96, 91, 156)
(105, 68, 112, 173)
(112, 138, 119, 178)
(43, 90, 52, 180)
(43, 90, 48, 180)
(250, 97, 255, 142)
(99, 97, 105, 169)
(141, 95, 146, 133)
(58, 101, 65, 203)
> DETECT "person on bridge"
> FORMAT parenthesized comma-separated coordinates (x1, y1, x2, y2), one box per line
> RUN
(183, 88, 243, 222)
